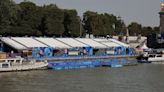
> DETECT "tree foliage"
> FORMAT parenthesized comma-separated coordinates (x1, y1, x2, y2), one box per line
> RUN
(63, 9, 80, 37)
(128, 22, 159, 36)
(42, 4, 64, 37)
(83, 11, 126, 36)
(0, 0, 20, 36)
(128, 22, 142, 36)
(0, 0, 160, 37)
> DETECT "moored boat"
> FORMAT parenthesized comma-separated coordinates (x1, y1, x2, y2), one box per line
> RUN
(136, 52, 151, 63)
(137, 53, 164, 63)
(148, 54, 164, 62)
(0, 57, 48, 72)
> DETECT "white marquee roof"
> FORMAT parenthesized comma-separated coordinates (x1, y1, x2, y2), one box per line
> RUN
(1, 37, 27, 50)
(109, 39, 129, 47)
(76, 38, 107, 48)
(56, 38, 88, 48)
(94, 38, 120, 47)
(11, 37, 48, 48)
(0, 37, 128, 50)
(35, 38, 71, 49)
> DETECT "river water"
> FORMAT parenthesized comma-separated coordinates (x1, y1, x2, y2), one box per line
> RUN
(0, 64, 164, 92)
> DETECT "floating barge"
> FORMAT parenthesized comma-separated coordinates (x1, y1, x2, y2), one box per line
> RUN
(0, 37, 138, 70)
(47, 58, 137, 70)
(43, 55, 137, 70)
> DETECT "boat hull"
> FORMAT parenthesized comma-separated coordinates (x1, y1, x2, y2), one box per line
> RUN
(48, 58, 137, 70)
(0, 62, 48, 72)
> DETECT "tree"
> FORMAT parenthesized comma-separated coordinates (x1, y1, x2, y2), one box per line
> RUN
(42, 4, 65, 37)
(63, 9, 80, 37)
(0, 0, 158, 37)
(141, 26, 152, 36)
(103, 13, 116, 35)
(17, 1, 42, 36)
(153, 27, 159, 33)
(83, 11, 125, 36)
(83, 11, 97, 35)
(0, 0, 20, 36)
(112, 16, 126, 35)
(128, 22, 142, 36)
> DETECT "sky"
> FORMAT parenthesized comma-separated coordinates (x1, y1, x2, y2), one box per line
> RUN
(14, 0, 163, 27)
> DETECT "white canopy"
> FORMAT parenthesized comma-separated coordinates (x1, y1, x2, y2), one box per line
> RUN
(140, 43, 148, 49)
(56, 38, 88, 48)
(35, 38, 71, 49)
(1, 37, 27, 50)
(0, 37, 129, 50)
(76, 38, 107, 48)
(12, 37, 48, 48)
(94, 38, 121, 47)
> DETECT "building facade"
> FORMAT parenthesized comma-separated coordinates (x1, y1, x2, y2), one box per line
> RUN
(147, 2, 164, 48)
(159, 2, 164, 33)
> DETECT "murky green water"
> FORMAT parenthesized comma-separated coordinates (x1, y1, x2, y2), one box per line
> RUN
(0, 64, 164, 92)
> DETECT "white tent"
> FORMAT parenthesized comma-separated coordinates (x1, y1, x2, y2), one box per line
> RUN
(140, 43, 148, 49)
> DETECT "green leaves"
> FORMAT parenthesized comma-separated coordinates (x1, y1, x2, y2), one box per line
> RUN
(42, 4, 64, 36)
(83, 11, 124, 36)
(0, 0, 19, 30)
(128, 22, 142, 36)
(0, 0, 159, 37)
(63, 9, 80, 37)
